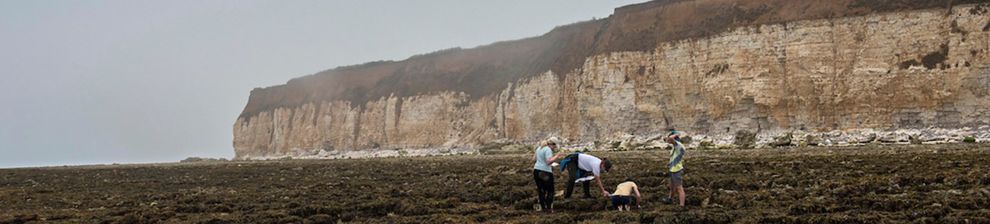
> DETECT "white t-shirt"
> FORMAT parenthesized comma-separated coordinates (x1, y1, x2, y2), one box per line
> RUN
(577, 153, 602, 176)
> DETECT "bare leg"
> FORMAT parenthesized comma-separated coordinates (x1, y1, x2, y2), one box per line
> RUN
(668, 182, 676, 201)
(676, 185, 686, 206)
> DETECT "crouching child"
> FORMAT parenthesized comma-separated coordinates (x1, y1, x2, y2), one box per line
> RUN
(610, 178, 641, 211)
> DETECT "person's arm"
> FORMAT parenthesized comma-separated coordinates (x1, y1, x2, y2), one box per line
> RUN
(545, 151, 564, 164)
(596, 175, 608, 197)
(634, 185, 642, 208)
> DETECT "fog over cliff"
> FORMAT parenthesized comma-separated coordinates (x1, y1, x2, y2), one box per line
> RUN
(0, 0, 645, 168)
(234, 0, 990, 159)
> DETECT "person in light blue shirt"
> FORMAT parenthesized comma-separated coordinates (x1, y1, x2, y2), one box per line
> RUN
(532, 137, 564, 213)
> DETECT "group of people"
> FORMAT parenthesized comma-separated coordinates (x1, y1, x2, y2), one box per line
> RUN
(531, 130, 687, 213)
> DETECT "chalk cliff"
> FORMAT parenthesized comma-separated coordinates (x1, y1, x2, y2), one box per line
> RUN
(235, 0, 990, 159)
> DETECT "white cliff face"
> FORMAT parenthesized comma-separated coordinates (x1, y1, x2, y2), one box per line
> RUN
(234, 5, 990, 159)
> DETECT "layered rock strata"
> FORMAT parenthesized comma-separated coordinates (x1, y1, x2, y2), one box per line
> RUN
(235, 1, 990, 159)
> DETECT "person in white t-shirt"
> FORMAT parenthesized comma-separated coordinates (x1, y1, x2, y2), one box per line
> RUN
(560, 152, 612, 199)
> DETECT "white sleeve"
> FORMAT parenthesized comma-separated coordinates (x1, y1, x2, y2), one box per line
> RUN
(592, 162, 601, 176)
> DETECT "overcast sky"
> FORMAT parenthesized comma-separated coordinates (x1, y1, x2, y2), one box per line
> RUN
(0, 0, 646, 168)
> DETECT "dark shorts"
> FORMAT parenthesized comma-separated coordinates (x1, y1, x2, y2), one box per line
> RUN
(611, 195, 632, 206)
(670, 170, 683, 186)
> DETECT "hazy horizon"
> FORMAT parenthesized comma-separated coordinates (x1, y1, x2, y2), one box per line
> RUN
(0, 0, 647, 168)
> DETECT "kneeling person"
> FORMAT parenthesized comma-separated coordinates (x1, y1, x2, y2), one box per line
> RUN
(610, 178, 641, 211)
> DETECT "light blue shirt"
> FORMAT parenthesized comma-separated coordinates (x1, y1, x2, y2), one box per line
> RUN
(533, 146, 553, 172)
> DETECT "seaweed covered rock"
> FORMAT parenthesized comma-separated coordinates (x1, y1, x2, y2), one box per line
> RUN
(734, 131, 757, 149)
(771, 133, 793, 147)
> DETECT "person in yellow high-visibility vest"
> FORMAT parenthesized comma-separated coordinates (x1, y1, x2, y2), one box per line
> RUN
(664, 131, 686, 207)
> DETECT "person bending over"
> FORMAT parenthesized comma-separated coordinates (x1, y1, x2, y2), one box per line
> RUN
(560, 152, 612, 199)
(610, 178, 641, 211)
